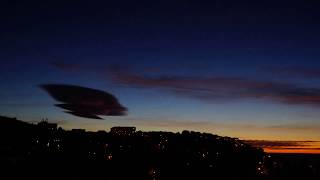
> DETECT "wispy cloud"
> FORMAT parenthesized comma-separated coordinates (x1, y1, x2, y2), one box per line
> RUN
(265, 66, 320, 79)
(244, 140, 316, 148)
(49, 61, 320, 107)
(109, 70, 320, 106)
(50, 61, 81, 71)
(244, 140, 320, 153)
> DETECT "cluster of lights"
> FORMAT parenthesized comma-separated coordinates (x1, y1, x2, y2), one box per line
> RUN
(257, 161, 265, 175)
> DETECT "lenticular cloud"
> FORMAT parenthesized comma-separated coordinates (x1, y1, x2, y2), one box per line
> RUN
(40, 84, 127, 119)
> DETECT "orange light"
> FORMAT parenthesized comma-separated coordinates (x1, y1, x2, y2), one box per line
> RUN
(264, 147, 320, 154)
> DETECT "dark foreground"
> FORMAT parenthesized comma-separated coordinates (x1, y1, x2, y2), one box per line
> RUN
(0, 116, 319, 180)
(264, 153, 320, 180)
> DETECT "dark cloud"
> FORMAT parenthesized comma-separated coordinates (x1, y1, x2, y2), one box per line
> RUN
(244, 140, 316, 148)
(244, 140, 320, 152)
(40, 84, 127, 119)
(266, 66, 320, 79)
(65, 111, 103, 120)
(265, 147, 320, 150)
(50, 62, 81, 71)
(109, 71, 320, 106)
(49, 61, 320, 106)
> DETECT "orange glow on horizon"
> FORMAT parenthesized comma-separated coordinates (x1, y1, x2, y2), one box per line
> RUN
(264, 147, 320, 154)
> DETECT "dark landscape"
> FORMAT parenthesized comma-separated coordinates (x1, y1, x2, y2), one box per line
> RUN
(1, 116, 319, 180)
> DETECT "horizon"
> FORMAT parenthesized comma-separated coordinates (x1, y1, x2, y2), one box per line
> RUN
(2, 115, 320, 154)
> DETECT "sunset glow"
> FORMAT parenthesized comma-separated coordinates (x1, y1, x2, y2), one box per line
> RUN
(1, 0, 320, 155)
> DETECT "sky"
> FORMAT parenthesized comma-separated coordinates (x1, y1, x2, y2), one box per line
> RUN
(1, 0, 320, 153)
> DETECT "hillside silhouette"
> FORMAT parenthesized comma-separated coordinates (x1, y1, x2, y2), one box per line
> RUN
(0, 115, 267, 179)
(0, 115, 281, 180)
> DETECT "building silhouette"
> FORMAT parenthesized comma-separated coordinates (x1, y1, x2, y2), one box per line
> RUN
(1, 115, 319, 180)
(110, 126, 136, 136)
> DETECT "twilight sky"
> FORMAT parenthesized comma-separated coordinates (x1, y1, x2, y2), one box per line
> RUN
(1, 0, 320, 153)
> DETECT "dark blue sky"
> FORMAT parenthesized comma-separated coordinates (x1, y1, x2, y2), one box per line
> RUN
(1, 0, 320, 143)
